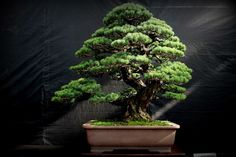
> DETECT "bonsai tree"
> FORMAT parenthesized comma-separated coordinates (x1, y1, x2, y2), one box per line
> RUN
(51, 3, 192, 121)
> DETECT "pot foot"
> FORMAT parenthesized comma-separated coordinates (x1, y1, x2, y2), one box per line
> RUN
(90, 146, 172, 153)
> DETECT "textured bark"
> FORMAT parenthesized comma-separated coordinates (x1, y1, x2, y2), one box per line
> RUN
(120, 62, 161, 121)
(124, 80, 160, 121)
(121, 67, 144, 89)
(124, 99, 152, 121)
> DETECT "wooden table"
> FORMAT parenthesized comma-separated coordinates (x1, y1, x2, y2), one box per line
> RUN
(12, 145, 186, 157)
(80, 146, 186, 157)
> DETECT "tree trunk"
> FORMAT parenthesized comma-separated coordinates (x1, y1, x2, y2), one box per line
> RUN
(124, 81, 160, 121)
(124, 99, 152, 121)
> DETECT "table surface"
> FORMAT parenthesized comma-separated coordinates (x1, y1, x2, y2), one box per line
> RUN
(80, 146, 186, 157)
(12, 145, 186, 157)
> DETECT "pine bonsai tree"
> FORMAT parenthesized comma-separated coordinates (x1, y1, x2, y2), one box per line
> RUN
(51, 3, 192, 121)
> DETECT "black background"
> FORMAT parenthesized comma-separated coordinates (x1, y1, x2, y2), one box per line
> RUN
(1, 0, 236, 155)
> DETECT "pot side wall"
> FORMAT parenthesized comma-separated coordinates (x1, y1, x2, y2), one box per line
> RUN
(87, 129, 177, 147)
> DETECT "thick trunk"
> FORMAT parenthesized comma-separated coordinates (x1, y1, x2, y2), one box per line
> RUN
(124, 99, 152, 121)
(124, 81, 160, 121)
(119, 66, 161, 121)
(138, 81, 160, 110)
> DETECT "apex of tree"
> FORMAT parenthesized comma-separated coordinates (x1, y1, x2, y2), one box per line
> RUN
(52, 3, 192, 121)
(103, 3, 153, 27)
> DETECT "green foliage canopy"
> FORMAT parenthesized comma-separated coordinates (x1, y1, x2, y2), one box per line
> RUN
(52, 3, 192, 111)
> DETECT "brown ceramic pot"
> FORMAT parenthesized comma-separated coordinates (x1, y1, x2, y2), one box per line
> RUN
(83, 121, 180, 153)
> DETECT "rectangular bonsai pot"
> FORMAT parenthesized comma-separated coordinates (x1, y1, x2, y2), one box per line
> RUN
(83, 122, 180, 153)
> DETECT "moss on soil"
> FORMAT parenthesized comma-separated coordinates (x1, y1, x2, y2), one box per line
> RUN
(89, 120, 171, 126)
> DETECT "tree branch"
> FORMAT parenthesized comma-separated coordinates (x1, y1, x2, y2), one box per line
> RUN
(120, 67, 144, 89)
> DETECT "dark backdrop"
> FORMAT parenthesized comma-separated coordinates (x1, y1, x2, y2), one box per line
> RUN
(1, 0, 236, 155)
